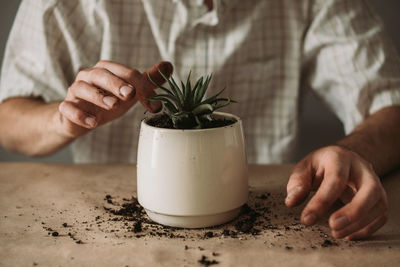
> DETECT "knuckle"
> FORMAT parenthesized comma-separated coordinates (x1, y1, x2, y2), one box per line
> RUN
(329, 145, 346, 155)
(329, 145, 344, 154)
(325, 149, 340, 160)
(72, 80, 87, 90)
(91, 68, 121, 92)
(327, 145, 354, 161)
(76, 68, 90, 81)
(125, 68, 141, 79)
(61, 102, 84, 122)
(88, 68, 102, 81)
(321, 149, 344, 164)
(68, 81, 87, 97)
(95, 60, 110, 67)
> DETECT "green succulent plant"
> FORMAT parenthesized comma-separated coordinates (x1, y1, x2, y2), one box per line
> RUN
(147, 70, 236, 129)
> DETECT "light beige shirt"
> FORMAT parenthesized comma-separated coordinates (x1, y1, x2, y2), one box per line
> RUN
(1, 0, 400, 163)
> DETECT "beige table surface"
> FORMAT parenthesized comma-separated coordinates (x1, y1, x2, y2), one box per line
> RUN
(0, 163, 399, 267)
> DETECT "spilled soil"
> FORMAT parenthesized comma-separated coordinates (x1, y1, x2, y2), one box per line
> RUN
(38, 191, 349, 266)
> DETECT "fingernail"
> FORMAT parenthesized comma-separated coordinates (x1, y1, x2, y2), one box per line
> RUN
(332, 216, 349, 230)
(303, 213, 317, 225)
(120, 85, 133, 97)
(103, 96, 117, 108)
(285, 186, 302, 202)
(84, 116, 96, 127)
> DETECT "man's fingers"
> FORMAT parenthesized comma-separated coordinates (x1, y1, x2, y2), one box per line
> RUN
(331, 200, 387, 238)
(76, 68, 135, 100)
(288, 146, 388, 239)
(60, 60, 173, 138)
(94, 60, 173, 112)
(300, 163, 350, 226)
(59, 101, 97, 129)
(95, 60, 173, 92)
(345, 214, 388, 240)
(328, 167, 386, 237)
(285, 160, 313, 207)
(67, 80, 118, 111)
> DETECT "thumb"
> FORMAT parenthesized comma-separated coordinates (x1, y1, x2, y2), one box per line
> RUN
(285, 159, 313, 207)
(140, 61, 173, 113)
(144, 61, 174, 88)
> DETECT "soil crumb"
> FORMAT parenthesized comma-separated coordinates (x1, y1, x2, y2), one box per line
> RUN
(198, 255, 219, 266)
(321, 239, 338, 247)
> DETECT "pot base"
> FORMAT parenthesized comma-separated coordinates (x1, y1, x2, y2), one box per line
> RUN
(145, 207, 242, 228)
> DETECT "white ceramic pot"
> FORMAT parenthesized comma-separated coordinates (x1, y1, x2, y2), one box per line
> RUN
(137, 112, 248, 228)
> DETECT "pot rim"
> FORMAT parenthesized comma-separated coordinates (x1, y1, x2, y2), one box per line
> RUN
(142, 111, 242, 132)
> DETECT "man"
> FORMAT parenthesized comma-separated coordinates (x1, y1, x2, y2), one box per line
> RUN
(0, 0, 399, 240)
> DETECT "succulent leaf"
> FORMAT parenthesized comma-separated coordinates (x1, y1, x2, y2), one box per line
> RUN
(163, 102, 178, 115)
(192, 103, 213, 115)
(213, 97, 232, 110)
(147, 69, 236, 129)
(200, 85, 225, 104)
(147, 73, 174, 96)
(170, 75, 185, 104)
(194, 74, 212, 104)
(157, 70, 184, 104)
(147, 94, 182, 110)
(184, 71, 192, 104)
(191, 76, 203, 102)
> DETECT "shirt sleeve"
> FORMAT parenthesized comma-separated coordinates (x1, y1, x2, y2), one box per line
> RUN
(302, 0, 400, 134)
(0, 0, 100, 103)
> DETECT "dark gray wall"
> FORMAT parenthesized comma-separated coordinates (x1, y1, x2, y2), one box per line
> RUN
(0, 0, 399, 163)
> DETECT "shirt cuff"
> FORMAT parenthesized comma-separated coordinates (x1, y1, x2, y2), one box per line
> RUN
(369, 89, 400, 115)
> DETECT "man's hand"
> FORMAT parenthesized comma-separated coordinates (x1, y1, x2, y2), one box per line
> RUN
(0, 61, 172, 156)
(57, 60, 173, 138)
(285, 145, 388, 240)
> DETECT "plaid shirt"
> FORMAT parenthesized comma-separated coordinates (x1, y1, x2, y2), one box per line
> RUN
(1, 0, 400, 163)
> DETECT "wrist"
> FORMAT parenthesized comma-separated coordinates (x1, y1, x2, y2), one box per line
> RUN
(334, 132, 382, 176)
